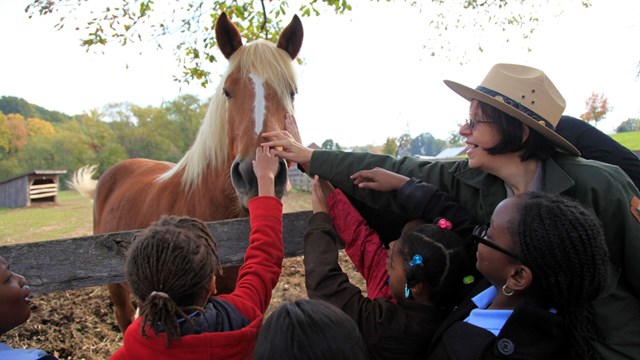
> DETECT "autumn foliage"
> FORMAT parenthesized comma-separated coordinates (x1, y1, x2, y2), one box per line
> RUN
(580, 92, 612, 125)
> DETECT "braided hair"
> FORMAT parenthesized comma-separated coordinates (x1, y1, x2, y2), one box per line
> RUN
(396, 223, 475, 310)
(125, 215, 221, 346)
(512, 192, 609, 359)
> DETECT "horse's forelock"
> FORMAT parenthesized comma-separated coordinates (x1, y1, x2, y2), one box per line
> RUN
(235, 41, 297, 113)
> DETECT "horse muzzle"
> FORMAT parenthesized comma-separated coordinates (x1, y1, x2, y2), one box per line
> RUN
(230, 156, 288, 210)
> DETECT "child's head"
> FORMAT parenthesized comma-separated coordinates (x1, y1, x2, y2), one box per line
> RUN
(125, 215, 221, 345)
(386, 220, 473, 309)
(478, 192, 609, 309)
(0, 256, 31, 336)
(254, 299, 368, 360)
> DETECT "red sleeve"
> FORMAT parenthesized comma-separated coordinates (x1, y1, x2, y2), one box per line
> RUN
(229, 196, 284, 313)
(327, 189, 391, 299)
(110, 348, 125, 360)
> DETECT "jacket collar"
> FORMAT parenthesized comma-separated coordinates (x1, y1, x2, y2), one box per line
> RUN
(453, 156, 575, 194)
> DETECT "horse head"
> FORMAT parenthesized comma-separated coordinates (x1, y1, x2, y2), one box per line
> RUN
(216, 12, 303, 209)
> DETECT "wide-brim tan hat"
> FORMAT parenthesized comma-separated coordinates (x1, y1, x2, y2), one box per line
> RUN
(444, 63, 580, 156)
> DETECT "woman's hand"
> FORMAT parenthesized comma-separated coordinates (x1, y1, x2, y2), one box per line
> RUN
(261, 114, 314, 165)
(253, 145, 280, 197)
(283, 114, 311, 171)
(350, 167, 409, 192)
(311, 176, 335, 214)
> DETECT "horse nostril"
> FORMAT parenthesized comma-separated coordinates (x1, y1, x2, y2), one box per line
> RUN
(274, 158, 288, 199)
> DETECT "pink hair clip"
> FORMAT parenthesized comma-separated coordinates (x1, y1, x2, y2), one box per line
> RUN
(437, 218, 453, 230)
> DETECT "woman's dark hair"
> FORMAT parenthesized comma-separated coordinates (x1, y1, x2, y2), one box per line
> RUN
(254, 299, 368, 360)
(397, 223, 475, 310)
(477, 101, 556, 161)
(511, 192, 609, 359)
(125, 215, 221, 346)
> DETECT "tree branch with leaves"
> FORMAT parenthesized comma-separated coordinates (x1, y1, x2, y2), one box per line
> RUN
(25, 0, 590, 87)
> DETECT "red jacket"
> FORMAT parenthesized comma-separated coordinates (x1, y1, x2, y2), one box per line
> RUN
(110, 196, 284, 360)
(327, 188, 391, 299)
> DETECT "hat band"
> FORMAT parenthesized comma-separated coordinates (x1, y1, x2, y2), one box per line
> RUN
(476, 86, 555, 130)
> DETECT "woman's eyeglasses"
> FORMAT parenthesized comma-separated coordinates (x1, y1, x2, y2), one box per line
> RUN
(472, 225, 524, 263)
(464, 118, 494, 130)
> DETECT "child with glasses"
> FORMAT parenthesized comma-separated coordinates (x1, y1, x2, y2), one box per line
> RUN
(428, 192, 609, 359)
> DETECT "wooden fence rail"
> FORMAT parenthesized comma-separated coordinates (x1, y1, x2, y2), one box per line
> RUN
(0, 210, 316, 295)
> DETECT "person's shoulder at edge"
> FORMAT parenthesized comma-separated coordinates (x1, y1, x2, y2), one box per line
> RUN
(553, 152, 635, 183)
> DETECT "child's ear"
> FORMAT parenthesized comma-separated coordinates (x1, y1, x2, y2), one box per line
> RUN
(210, 275, 217, 295)
(507, 265, 533, 291)
(410, 282, 425, 297)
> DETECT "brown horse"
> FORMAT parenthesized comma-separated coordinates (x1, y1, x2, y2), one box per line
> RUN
(70, 12, 303, 333)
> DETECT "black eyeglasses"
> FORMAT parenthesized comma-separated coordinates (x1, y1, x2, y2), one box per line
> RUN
(464, 118, 494, 130)
(472, 225, 524, 263)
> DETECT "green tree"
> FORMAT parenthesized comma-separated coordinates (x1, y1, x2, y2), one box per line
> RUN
(163, 94, 208, 153)
(321, 139, 342, 150)
(57, 111, 127, 173)
(0, 96, 71, 123)
(396, 133, 412, 157)
(616, 118, 640, 133)
(0, 112, 9, 154)
(382, 137, 398, 156)
(410, 132, 446, 156)
(26, 117, 56, 137)
(26, 1, 590, 86)
(448, 127, 464, 146)
(580, 92, 612, 126)
(132, 105, 183, 161)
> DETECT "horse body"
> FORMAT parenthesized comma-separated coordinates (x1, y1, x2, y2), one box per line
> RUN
(71, 12, 303, 332)
(93, 159, 244, 234)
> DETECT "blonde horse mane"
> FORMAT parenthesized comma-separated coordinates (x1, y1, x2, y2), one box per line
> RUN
(157, 40, 298, 190)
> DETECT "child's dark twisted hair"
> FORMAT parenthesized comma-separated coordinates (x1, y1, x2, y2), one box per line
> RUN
(513, 192, 609, 360)
(125, 215, 221, 346)
(397, 223, 474, 310)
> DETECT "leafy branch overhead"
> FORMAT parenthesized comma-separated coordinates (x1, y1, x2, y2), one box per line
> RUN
(25, 0, 591, 87)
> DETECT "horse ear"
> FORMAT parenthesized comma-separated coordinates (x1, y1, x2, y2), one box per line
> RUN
(215, 12, 244, 60)
(277, 15, 304, 60)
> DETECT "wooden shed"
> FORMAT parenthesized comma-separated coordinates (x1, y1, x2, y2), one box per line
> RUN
(0, 170, 67, 208)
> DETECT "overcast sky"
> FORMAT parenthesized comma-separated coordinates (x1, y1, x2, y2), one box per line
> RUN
(1, 0, 639, 147)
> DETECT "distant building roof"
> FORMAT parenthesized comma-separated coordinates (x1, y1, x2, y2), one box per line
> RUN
(435, 146, 467, 158)
(307, 142, 321, 150)
(0, 170, 67, 185)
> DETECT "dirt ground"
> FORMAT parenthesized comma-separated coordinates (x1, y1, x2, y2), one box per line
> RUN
(1, 191, 366, 359)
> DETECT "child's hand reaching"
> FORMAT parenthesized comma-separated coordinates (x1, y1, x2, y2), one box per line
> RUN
(350, 167, 410, 192)
(311, 175, 335, 214)
(253, 145, 280, 197)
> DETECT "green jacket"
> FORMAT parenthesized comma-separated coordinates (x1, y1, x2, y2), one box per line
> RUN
(310, 150, 640, 360)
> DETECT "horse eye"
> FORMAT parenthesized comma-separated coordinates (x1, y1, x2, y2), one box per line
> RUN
(223, 88, 232, 99)
(290, 90, 296, 100)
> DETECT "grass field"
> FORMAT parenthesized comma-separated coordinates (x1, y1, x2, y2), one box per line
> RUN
(0, 189, 312, 246)
(0, 190, 93, 245)
(611, 131, 640, 151)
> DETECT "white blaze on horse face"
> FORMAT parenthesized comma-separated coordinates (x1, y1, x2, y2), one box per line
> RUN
(249, 73, 266, 135)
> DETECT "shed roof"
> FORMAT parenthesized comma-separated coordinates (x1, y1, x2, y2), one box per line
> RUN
(0, 170, 67, 185)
